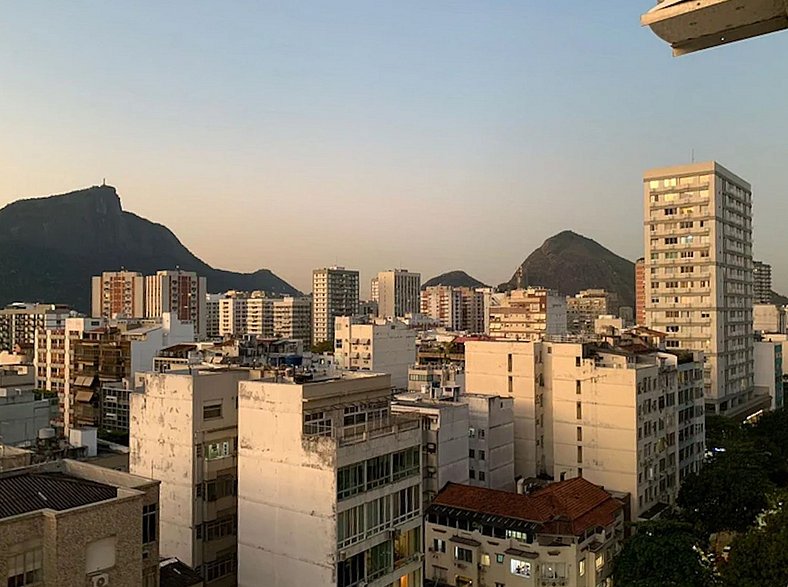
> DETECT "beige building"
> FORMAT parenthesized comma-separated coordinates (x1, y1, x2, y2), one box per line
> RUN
(312, 267, 359, 345)
(465, 339, 705, 518)
(421, 286, 486, 333)
(377, 269, 421, 318)
(145, 270, 207, 340)
(489, 288, 567, 341)
(754, 340, 783, 410)
(0, 459, 160, 587)
(206, 294, 222, 339)
(0, 303, 74, 352)
(635, 258, 646, 325)
(273, 296, 312, 345)
(466, 394, 515, 492)
(644, 161, 758, 418)
(92, 271, 145, 319)
(130, 368, 249, 586)
(334, 317, 416, 389)
(754, 303, 785, 334)
(237, 372, 423, 587)
(218, 291, 277, 338)
(566, 289, 618, 335)
(753, 260, 772, 304)
(425, 478, 624, 587)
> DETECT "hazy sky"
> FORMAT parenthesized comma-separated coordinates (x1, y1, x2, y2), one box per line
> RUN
(1, 2, 787, 295)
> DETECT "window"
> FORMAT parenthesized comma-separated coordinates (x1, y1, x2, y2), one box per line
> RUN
(469, 449, 475, 459)
(481, 553, 491, 566)
(479, 471, 486, 482)
(577, 426, 583, 441)
(393, 485, 419, 523)
(204, 514, 236, 542)
(366, 496, 391, 536)
(143, 503, 157, 544)
(338, 505, 365, 547)
(204, 551, 236, 582)
(579, 558, 586, 576)
(496, 554, 505, 564)
(304, 411, 332, 436)
(455, 547, 473, 563)
(470, 469, 476, 479)
(368, 540, 391, 581)
(366, 454, 391, 490)
(576, 402, 582, 420)
(478, 429, 485, 439)
(433, 538, 446, 553)
(202, 402, 222, 420)
(596, 553, 605, 571)
(576, 380, 581, 394)
(206, 475, 235, 502)
(479, 450, 486, 461)
(495, 583, 505, 587)
(337, 462, 364, 500)
(6, 548, 42, 587)
(393, 446, 419, 481)
(205, 440, 232, 461)
(577, 446, 583, 463)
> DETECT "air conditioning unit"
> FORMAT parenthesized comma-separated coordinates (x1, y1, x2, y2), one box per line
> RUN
(90, 574, 110, 587)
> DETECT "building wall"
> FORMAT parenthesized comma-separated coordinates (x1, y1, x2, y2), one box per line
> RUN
(754, 303, 785, 334)
(92, 272, 145, 319)
(377, 270, 421, 318)
(755, 341, 784, 410)
(273, 297, 312, 346)
(644, 162, 755, 417)
(489, 288, 567, 341)
(312, 267, 359, 345)
(753, 261, 772, 305)
(466, 394, 515, 491)
(0, 389, 56, 446)
(635, 258, 646, 326)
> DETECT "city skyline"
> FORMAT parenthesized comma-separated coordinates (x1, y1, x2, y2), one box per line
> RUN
(2, 2, 787, 294)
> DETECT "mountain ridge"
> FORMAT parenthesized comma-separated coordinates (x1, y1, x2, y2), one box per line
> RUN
(422, 270, 487, 290)
(0, 185, 300, 312)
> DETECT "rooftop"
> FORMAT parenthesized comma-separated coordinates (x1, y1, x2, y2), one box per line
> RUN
(430, 477, 623, 536)
(0, 470, 118, 519)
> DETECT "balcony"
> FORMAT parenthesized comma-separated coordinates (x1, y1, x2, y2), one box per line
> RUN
(338, 415, 421, 447)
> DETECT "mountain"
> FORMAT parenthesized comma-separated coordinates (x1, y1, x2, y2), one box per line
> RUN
(0, 185, 300, 312)
(771, 290, 788, 306)
(422, 270, 487, 290)
(499, 230, 635, 308)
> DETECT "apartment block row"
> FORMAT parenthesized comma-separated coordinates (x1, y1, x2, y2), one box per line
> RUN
(209, 291, 312, 346)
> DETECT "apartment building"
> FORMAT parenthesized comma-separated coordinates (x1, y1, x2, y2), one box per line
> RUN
(312, 267, 359, 345)
(334, 317, 416, 389)
(206, 294, 222, 339)
(407, 364, 464, 395)
(0, 363, 57, 445)
(466, 394, 515, 492)
(371, 277, 380, 304)
(273, 296, 312, 346)
(0, 303, 74, 351)
(145, 270, 207, 340)
(566, 289, 618, 335)
(237, 372, 424, 587)
(489, 288, 567, 341)
(92, 271, 145, 319)
(0, 459, 160, 586)
(753, 260, 772, 304)
(377, 269, 421, 318)
(130, 369, 249, 587)
(218, 292, 276, 338)
(424, 478, 624, 587)
(420, 286, 486, 333)
(644, 161, 757, 418)
(754, 303, 785, 334)
(635, 258, 646, 325)
(465, 339, 705, 518)
(755, 340, 784, 410)
(392, 393, 470, 505)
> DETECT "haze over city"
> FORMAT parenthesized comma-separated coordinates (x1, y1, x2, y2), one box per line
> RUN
(1, 1, 787, 294)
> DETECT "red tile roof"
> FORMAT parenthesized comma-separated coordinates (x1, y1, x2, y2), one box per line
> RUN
(432, 477, 623, 536)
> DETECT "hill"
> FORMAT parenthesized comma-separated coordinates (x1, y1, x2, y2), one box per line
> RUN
(0, 185, 300, 312)
(422, 270, 487, 290)
(499, 230, 635, 308)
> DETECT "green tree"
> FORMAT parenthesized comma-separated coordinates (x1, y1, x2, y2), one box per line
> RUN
(678, 447, 772, 535)
(311, 340, 334, 354)
(705, 414, 746, 451)
(613, 520, 714, 587)
(745, 408, 788, 485)
(721, 500, 788, 586)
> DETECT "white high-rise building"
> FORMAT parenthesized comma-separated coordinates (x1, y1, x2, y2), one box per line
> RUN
(91, 271, 145, 319)
(312, 267, 359, 345)
(273, 296, 312, 345)
(376, 270, 421, 318)
(0, 303, 74, 351)
(145, 270, 206, 340)
(218, 292, 277, 338)
(644, 161, 758, 418)
(206, 293, 223, 339)
(237, 372, 424, 587)
(488, 287, 567, 341)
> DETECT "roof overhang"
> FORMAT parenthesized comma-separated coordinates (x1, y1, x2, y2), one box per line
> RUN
(642, 0, 788, 56)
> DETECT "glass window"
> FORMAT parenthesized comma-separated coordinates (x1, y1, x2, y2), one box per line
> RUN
(366, 496, 391, 536)
(393, 485, 420, 524)
(142, 503, 157, 544)
(205, 440, 232, 461)
(392, 446, 419, 481)
(337, 462, 364, 500)
(202, 402, 222, 420)
(433, 538, 446, 553)
(455, 547, 473, 563)
(337, 505, 365, 548)
(366, 454, 391, 490)
(496, 553, 505, 564)
(6, 548, 43, 587)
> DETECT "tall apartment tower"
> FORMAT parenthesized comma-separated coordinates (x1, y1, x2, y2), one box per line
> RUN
(635, 258, 646, 325)
(0, 303, 74, 351)
(488, 287, 567, 341)
(237, 372, 424, 587)
(91, 271, 145, 319)
(273, 296, 312, 345)
(311, 267, 359, 345)
(644, 161, 756, 417)
(376, 269, 421, 318)
(130, 369, 249, 586)
(145, 270, 207, 340)
(753, 261, 772, 304)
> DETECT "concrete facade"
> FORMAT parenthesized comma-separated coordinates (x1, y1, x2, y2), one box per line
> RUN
(465, 340, 705, 518)
(218, 292, 276, 338)
(466, 394, 516, 492)
(92, 271, 145, 319)
(635, 258, 646, 325)
(130, 369, 249, 586)
(644, 161, 757, 418)
(754, 303, 785, 334)
(566, 289, 618, 335)
(755, 340, 784, 410)
(334, 317, 417, 390)
(376, 270, 421, 318)
(0, 303, 74, 352)
(312, 267, 359, 346)
(273, 296, 312, 346)
(145, 270, 207, 340)
(489, 288, 568, 341)
(237, 372, 423, 587)
(753, 261, 772, 304)
(420, 286, 486, 333)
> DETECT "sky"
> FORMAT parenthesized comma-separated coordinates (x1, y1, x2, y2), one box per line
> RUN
(1, 2, 787, 296)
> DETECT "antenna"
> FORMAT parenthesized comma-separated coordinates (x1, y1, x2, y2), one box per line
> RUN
(691, 148, 695, 163)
